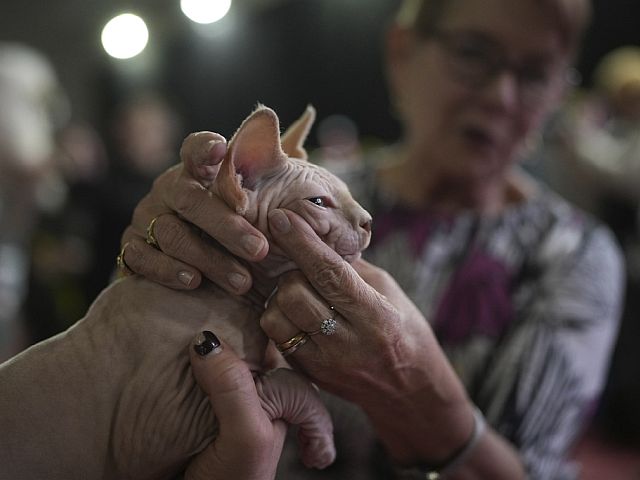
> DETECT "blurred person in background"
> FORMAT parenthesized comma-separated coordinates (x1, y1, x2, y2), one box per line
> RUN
(537, 45, 640, 447)
(535, 45, 640, 242)
(0, 42, 69, 362)
(120, 0, 625, 478)
(89, 92, 183, 298)
(25, 120, 109, 342)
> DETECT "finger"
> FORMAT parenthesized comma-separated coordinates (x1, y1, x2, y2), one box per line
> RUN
(268, 271, 341, 337)
(187, 331, 284, 480)
(189, 331, 266, 434)
(180, 132, 228, 186)
(121, 233, 202, 289)
(260, 300, 306, 349)
(165, 177, 269, 262)
(143, 214, 253, 294)
(268, 208, 385, 320)
(260, 295, 327, 364)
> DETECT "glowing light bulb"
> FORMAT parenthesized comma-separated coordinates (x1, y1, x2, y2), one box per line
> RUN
(181, 0, 232, 24)
(101, 13, 149, 59)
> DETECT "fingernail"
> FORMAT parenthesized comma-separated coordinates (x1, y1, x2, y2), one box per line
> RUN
(227, 272, 248, 291)
(242, 235, 265, 257)
(269, 209, 290, 234)
(178, 271, 195, 286)
(205, 139, 223, 152)
(193, 331, 222, 356)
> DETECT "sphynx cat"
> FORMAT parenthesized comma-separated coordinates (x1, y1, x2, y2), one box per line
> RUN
(0, 105, 372, 479)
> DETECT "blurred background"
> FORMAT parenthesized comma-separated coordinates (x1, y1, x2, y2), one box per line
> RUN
(1, 0, 639, 477)
(2, 0, 638, 140)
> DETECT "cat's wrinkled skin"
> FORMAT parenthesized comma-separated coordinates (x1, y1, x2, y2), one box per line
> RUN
(213, 105, 372, 283)
(0, 106, 371, 479)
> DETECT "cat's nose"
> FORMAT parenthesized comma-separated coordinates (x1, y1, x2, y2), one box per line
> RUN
(360, 217, 372, 234)
(358, 210, 372, 234)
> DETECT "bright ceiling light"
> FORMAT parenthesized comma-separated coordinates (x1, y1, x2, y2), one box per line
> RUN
(181, 0, 232, 24)
(101, 13, 149, 60)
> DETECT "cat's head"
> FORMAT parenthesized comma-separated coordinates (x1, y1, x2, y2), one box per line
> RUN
(212, 105, 371, 272)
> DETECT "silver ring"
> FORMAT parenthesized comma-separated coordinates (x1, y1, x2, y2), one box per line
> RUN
(307, 306, 338, 336)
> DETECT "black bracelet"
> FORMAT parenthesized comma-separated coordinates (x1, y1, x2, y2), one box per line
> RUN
(394, 406, 486, 479)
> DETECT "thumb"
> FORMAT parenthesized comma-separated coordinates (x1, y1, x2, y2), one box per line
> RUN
(189, 331, 263, 430)
(179, 132, 228, 186)
(186, 331, 283, 480)
(268, 208, 381, 318)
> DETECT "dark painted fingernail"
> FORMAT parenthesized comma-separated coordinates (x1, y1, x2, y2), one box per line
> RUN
(193, 331, 222, 356)
(268, 209, 290, 234)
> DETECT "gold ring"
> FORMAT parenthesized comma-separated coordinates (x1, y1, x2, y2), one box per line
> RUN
(116, 242, 133, 277)
(146, 216, 160, 249)
(279, 334, 309, 357)
(276, 332, 308, 352)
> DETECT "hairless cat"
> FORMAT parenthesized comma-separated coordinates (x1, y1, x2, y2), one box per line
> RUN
(0, 105, 372, 479)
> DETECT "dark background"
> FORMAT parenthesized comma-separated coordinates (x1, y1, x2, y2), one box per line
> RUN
(1, 0, 639, 145)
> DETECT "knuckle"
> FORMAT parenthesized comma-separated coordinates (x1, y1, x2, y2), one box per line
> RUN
(275, 277, 312, 311)
(174, 183, 199, 218)
(124, 238, 149, 274)
(278, 275, 308, 300)
(172, 183, 209, 220)
(259, 309, 278, 334)
(158, 219, 194, 255)
(314, 260, 356, 301)
(121, 225, 136, 245)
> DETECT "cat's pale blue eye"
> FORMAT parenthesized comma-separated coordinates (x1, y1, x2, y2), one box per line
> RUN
(306, 197, 327, 208)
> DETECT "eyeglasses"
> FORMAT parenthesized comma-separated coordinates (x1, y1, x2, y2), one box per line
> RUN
(427, 30, 570, 106)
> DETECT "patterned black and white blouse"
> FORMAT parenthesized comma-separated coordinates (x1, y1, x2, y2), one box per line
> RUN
(277, 151, 624, 480)
(348, 155, 625, 479)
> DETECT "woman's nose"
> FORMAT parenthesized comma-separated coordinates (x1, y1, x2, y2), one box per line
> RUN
(480, 70, 520, 111)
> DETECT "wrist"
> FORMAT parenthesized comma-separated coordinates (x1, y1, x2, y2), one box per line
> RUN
(392, 406, 486, 479)
(364, 393, 476, 466)
(356, 335, 474, 464)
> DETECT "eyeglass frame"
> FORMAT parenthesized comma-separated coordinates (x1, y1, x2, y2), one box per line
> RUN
(419, 28, 576, 106)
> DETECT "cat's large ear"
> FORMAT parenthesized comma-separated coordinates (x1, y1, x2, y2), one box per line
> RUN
(216, 105, 288, 215)
(281, 105, 316, 161)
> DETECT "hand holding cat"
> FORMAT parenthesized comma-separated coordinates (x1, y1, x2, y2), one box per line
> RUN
(262, 207, 477, 466)
(119, 131, 268, 294)
(187, 332, 334, 480)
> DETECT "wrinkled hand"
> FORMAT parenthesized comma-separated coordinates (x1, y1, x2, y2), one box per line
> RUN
(260, 208, 435, 404)
(186, 333, 335, 480)
(259, 209, 475, 465)
(120, 132, 268, 293)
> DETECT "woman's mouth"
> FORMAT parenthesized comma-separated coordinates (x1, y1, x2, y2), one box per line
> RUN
(461, 126, 498, 149)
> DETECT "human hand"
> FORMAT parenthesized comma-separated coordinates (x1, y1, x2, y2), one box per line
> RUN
(186, 331, 335, 480)
(259, 208, 435, 404)
(260, 209, 476, 465)
(119, 131, 268, 293)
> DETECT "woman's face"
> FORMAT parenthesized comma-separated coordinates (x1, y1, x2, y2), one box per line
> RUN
(389, 0, 569, 183)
